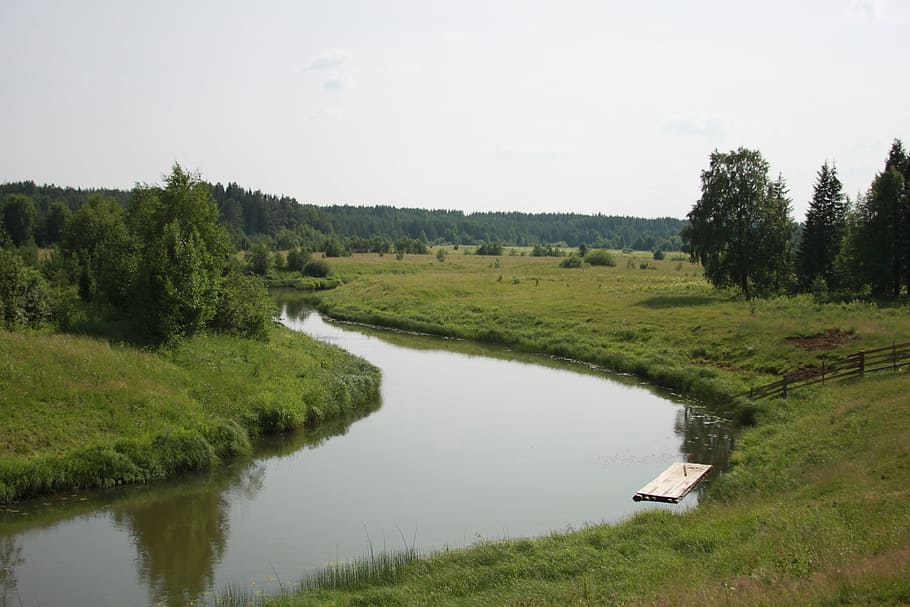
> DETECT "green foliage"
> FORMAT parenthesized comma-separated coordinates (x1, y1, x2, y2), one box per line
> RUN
(584, 249, 616, 266)
(846, 141, 909, 299)
(797, 161, 847, 291)
(304, 259, 331, 278)
(1, 193, 37, 246)
(130, 165, 230, 342)
(42, 200, 71, 245)
(682, 148, 794, 298)
(435, 248, 448, 263)
(286, 246, 311, 272)
(652, 249, 665, 260)
(64, 193, 136, 304)
(211, 271, 274, 340)
(475, 242, 504, 256)
(0, 248, 51, 329)
(559, 254, 583, 268)
(246, 242, 273, 276)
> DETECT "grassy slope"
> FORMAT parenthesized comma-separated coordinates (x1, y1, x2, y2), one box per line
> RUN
(266, 251, 910, 606)
(0, 324, 380, 504)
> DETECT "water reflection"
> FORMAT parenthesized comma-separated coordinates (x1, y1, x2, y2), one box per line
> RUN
(0, 536, 23, 606)
(0, 398, 381, 607)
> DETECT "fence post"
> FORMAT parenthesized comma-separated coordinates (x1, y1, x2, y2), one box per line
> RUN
(859, 350, 865, 378)
(894, 341, 897, 373)
(750, 387, 754, 400)
(781, 375, 788, 398)
(822, 360, 826, 384)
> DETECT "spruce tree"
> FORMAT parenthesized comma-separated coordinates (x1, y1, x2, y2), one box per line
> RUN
(851, 141, 907, 298)
(797, 162, 847, 290)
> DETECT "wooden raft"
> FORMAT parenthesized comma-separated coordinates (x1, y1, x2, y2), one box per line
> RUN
(633, 463, 713, 503)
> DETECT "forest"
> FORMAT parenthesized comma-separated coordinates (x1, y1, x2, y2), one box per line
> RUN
(0, 180, 685, 253)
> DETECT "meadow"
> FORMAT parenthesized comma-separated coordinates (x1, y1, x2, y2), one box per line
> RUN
(0, 324, 381, 504)
(250, 248, 910, 606)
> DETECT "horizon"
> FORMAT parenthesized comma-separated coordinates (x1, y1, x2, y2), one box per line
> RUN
(2, 1, 907, 220)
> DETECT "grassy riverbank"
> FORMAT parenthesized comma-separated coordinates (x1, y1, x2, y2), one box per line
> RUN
(261, 251, 910, 606)
(0, 325, 380, 504)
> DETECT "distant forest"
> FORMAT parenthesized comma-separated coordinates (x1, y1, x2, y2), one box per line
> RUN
(0, 180, 685, 252)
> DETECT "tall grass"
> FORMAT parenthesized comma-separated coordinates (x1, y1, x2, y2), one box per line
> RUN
(0, 324, 381, 504)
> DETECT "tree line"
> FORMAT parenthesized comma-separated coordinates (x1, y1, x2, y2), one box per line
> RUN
(0, 180, 686, 253)
(682, 139, 910, 300)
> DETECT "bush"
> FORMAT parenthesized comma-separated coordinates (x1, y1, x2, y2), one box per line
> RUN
(653, 249, 665, 260)
(211, 271, 274, 340)
(0, 248, 52, 329)
(286, 247, 311, 272)
(559, 255, 584, 268)
(303, 259, 331, 278)
(585, 250, 616, 267)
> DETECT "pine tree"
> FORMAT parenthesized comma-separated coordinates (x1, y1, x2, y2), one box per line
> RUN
(851, 141, 908, 298)
(797, 162, 847, 290)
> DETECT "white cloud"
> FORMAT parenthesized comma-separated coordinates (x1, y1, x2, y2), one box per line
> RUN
(304, 51, 350, 71)
(323, 77, 348, 92)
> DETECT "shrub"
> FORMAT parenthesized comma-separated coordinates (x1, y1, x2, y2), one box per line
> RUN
(585, 249, 616, 267)
(653, 249, 665, 260)
(303, 259, 331, 278)
(211, 271, 274, 340)
(559, 255, 584, 268)
(0, 248, 52, 329)
(286, 247, 311, 272)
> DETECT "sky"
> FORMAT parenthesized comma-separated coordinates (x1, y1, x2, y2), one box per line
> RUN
(1, 0, 907, 220)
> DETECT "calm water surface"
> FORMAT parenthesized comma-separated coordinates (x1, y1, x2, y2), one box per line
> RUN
(0, 301, 733, 607)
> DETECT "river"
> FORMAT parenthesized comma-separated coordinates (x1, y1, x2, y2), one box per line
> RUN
(0, 301, 732, 607)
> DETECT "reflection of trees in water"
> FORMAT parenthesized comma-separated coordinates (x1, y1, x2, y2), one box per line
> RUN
(111, 463, 259, 607)
(674, 407, 735, 497)
(0, 536, 24, 607)
(109, 397, 381, 607)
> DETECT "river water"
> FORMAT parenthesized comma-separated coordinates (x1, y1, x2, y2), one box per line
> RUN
(0, 301, 732, 607)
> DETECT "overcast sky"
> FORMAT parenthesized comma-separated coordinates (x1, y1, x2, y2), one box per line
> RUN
(1, 1, 907, 219)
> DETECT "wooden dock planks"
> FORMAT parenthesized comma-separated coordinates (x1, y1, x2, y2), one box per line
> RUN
(633, 463, 713, 503)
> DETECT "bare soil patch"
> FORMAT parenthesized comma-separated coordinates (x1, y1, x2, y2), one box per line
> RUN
(785, 328, 854, 352)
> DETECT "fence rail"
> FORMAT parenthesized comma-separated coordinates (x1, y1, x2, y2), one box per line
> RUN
(746, 341, 910, 400)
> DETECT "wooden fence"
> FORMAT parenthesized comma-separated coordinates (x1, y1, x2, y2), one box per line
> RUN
(746, 341, 910, 400)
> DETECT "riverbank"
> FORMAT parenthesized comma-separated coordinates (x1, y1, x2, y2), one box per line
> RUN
(0, 324, 381, 504)
(262, 251, 910, 606)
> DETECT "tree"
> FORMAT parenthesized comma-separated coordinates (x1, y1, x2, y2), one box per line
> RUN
(130, 165, 231, 342)
(64, 194, 135, 304)
(851, 158, 906, 298)
(0, 248, 51, 329)
(682, 148, 794, 298)
(1, 194, 37, 247)
(43, 200, 72, 246)
(797, 162, 847, 290)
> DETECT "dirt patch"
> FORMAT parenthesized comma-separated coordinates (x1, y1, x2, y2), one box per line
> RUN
(785, 328, 854, 352)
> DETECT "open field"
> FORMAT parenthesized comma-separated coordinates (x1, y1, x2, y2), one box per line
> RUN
(258, 250, 910, 606)
(0, 325, 380, 504)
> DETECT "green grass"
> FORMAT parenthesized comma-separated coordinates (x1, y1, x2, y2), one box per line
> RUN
(0, 324, 380, 504)
(241, 251, 910, 607)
